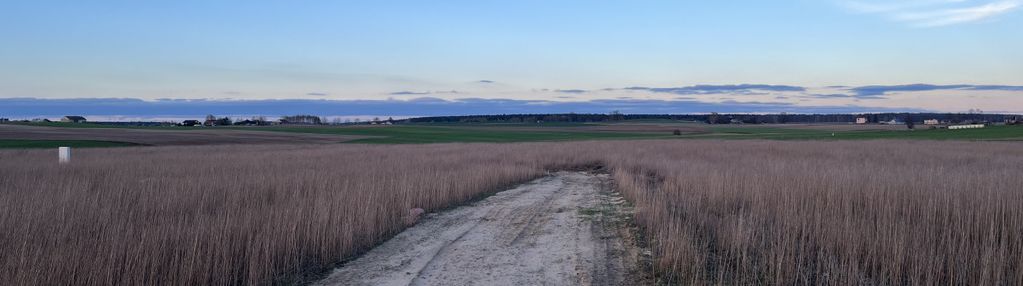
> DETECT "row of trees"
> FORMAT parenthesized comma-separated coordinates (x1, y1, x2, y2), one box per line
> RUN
(197, 115, 395, 126)
(280, 115, 323, 125)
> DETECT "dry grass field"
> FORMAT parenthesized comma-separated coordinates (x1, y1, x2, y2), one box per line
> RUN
(0, 124, 366, 146)
(1, 140, 1021, 285)
(607, 141, 1023, 285)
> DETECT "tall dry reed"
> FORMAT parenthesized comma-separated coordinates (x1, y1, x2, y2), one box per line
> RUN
(0, 144, 565, 285)
(604, 141, 1023, 285)
(1, 140, 1020, 285)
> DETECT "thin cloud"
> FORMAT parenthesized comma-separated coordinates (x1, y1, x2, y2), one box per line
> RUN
(624, 84, 805, 95)
(390, 90, 458, 95)
(306, 92, 328, 96)
(848, 84, 1023, 96)
(721, 100, 793, 106)
(555, 89, 588, 94)
(805, 93, 886, 99)
(808, 93, 857, 98)
(405, 97, 447, 103)
(477, 80, 495, 84)
(899, 1, 1021, 26)
(389, 91, 432, 95)
(842, 0, 1021, 27)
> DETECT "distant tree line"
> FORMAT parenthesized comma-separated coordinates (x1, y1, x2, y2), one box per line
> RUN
(403, 112, 1021, 124)
(280, 115, 323, 125)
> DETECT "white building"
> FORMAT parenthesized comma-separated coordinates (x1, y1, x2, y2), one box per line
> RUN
(948, 124, 985, 130)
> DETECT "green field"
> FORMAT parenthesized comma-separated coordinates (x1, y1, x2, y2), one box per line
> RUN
(8, 122, 195, 131)
(0, 140, 141, 149)
(696, 125, 1023, 141)
(247, 125, 671, 144)
(250, 124, 1023, 143)
(3, 122, 1021, 148)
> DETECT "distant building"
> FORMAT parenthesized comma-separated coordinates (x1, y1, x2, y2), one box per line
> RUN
(61, 116, 87, 123)
(234, 119, 267, 126)
(180, 120, 201, 126)
(923, 119, 940, 125)
(948, 124, 985, 130)
(855, 117, 868, 124)
(880, 119, 903, 125)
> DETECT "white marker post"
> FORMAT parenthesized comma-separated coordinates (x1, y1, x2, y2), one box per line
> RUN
(58, 147, 71, 164)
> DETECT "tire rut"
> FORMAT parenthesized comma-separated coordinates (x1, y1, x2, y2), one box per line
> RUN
(313, 172, 648, 286)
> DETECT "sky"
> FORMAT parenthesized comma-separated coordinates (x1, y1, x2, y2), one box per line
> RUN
(1, 1, 1022, 118)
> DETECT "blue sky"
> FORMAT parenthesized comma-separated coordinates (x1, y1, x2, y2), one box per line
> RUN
(1, 1, 1022, 118)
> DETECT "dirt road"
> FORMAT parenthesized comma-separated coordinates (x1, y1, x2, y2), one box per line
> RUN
(314, 171, 649, 286)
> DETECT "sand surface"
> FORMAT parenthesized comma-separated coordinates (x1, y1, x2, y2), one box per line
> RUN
(314, 171, 649, 286)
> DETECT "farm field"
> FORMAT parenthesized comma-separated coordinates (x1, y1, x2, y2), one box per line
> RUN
(3, 122, 1022, 148)
(7, 1, 1023, 285)
(1, 140, 1020, 285)
(245, 125, 674, 144)
(253, 122, 1023, 142)
(0, 124, 366, 147)
(698, 124, 1023, 140)
(0, 139, 140, 148)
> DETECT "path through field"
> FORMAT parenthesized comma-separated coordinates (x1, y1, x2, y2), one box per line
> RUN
(314, 171, 650, 286)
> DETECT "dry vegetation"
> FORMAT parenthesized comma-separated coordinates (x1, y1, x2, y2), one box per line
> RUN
(607, 141, 1023, 285)
(0, 124, 365, 146)
(1, 140, 1021, 285)
(0, 144, 557, 285)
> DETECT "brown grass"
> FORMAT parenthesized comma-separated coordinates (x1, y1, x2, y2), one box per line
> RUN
(1, 140, 1021, 285)
(607, 141, 1023, 285)
(0, 144, 558, 285)
(0, 124, 365, 145)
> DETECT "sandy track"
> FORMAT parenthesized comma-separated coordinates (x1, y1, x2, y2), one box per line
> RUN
(314, 172, 648, 286)
(0, 125, 365, 145)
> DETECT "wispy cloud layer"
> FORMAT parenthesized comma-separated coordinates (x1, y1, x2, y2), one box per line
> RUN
(842, 0, 1021, 27)
(554, 89, 588, 94)
(389, 91, 432, 95)
(622, 84, 805, 95)
(848, 84, 1023, 96)
(389, 90, 460, 96)
(4, 83, 1022, 118)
